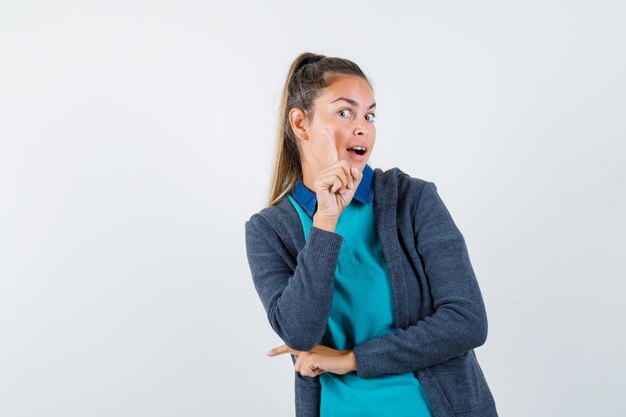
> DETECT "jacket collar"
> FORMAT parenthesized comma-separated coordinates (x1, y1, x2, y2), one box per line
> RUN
(290, 163, 375, 218)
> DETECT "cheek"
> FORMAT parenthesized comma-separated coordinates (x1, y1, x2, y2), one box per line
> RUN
(309, 123, 346, 162)
(301, 140, 328, 166)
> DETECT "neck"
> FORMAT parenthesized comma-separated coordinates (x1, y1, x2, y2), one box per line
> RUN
(301, 164, 317, 193)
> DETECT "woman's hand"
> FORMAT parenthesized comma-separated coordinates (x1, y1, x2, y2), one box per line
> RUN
(266, 343, 357, 377)
(313, 127, 363, 220)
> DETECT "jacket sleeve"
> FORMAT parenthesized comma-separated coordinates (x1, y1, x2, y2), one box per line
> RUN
(352, 181, 488, 378)
(245, 214, 344, 352)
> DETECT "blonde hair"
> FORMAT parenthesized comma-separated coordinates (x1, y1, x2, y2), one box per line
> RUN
(266, 52, 372, 206)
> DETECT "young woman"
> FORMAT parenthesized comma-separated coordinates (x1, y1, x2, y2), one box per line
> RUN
(245, 52, 499, 417)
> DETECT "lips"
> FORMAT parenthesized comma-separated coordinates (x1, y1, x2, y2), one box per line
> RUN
(346, 147, 367, 162)
(346, 144, 368, 156)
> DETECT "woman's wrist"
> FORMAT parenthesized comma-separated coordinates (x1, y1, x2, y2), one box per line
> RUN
(313, 214, 337, 232)
(345, 350, 356, 372)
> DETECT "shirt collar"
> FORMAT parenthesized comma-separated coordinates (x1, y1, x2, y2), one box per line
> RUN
(290, 163, 374, 218)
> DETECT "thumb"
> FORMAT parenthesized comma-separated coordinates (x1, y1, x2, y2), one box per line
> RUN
(351, 166, 363, 187)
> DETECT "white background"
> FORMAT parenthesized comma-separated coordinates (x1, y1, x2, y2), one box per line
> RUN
(1, 1, 624, 416)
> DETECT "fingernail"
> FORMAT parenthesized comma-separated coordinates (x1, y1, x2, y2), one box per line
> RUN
(352, 167, 358, 174)
(350, 181, 354, 189)
(266, 350, 272, 356)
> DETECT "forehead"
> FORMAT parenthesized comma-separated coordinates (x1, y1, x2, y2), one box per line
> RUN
(319, 75, 374, 104)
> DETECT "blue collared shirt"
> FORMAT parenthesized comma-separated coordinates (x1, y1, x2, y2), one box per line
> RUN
(290, 163, 375, 218)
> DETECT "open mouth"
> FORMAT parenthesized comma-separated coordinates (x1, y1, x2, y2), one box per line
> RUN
(347, 146, 367, 156)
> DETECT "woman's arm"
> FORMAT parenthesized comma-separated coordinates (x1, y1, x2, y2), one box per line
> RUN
(352, 181, 489, 378)
(245, 214, 344, 352)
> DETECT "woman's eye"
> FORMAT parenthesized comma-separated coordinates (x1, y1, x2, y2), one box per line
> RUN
(338, 109, 352, 118)
(365, 113, 376, 121)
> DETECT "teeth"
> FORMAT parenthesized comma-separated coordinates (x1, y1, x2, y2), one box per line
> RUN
(348, 146, 367, 156)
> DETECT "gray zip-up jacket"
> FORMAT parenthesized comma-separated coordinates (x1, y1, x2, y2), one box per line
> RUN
(244, 166, 498, 417)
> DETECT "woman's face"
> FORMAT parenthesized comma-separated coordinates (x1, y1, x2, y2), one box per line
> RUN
(293, 74, 376, 183)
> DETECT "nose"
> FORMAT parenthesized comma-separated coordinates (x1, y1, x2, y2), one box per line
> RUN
(353, 120, 369, 136)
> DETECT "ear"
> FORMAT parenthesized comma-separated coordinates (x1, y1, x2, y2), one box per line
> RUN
(288, 107, 309, 141)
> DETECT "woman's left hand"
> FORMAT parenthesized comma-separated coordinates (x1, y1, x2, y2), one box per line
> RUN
(266, 344, 356, 377)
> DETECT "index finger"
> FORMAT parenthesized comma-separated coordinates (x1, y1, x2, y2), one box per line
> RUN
(321, 127, 339, 164)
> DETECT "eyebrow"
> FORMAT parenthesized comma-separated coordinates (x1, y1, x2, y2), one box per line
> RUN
(331, 97, 376, 109)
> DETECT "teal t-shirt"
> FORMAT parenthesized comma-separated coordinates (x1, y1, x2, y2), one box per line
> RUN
(287, 193, 433, 417)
